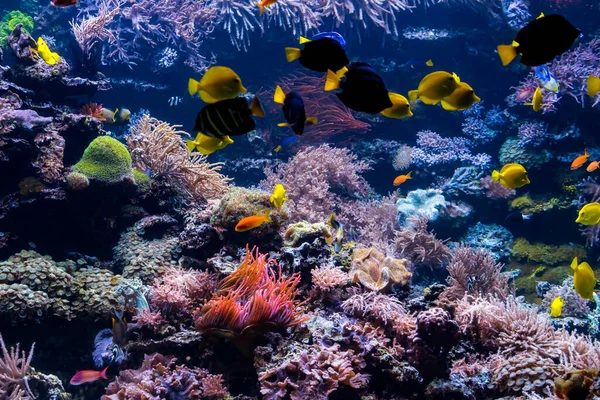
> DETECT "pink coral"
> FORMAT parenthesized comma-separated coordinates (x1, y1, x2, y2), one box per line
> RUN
(0, 334, 35, 399)
(311, 266, 350, 290)
(479, 175, 516, 199)
(393, 217, 452, 269)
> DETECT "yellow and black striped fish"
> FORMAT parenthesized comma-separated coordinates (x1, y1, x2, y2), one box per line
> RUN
(193, 96, 265, 138)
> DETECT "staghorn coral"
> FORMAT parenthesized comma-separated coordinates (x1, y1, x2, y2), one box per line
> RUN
(393, 217, 452, 269)
(128, 115, 231, 202)
(349, 247, 411, 292)
(443, 246, 509, 301)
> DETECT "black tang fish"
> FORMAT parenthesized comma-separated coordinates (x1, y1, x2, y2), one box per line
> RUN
(273, 85, 317, 136)
(325, 62, 393, 114)
(285, 36, 349, 73)
(497, 13, 580, 67)
(193, 96, 265, 138)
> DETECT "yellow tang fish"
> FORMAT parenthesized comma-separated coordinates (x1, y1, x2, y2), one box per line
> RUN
(188, 66, 247, 104)
(235, 211, 272, 232)
(408, 71, 460, 105)
(588, 75, 600, 98)
(575, 202, 600, 226)
(381, 93, 413, 119)
(270, 184, 286, 208)
(491, 163, 530, 189)
(34, 37, 61, 65)
(571, 257, 596, 301)
(549, 296, 564, 317)
(525, 87, 546, 112)
(440, 82, 481, 111)
(186, 132, 234, 155)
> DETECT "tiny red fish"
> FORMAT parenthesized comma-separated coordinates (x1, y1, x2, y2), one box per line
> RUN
(515, 88, 533, 103)
(52, 0, 78, 7)
(70, 367, 108, 386)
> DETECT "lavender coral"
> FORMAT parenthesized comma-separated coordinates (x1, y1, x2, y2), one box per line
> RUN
(411, 130, 491, 168)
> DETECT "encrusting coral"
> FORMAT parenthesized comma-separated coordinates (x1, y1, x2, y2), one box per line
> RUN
(350, 247, 411, 292)
(511, 237, 587, 266)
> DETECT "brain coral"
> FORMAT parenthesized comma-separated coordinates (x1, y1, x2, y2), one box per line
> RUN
(71, 136, 134, 184)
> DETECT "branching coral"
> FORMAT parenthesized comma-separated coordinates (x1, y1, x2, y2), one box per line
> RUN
(393, 217, 451, 269)
(127, 114, 231, 202)
(0, 334, 34, 399)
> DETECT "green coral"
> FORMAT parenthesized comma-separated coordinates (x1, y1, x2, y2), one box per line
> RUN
(0, 11, 34, 47)
(499, 137, 550, 169)
(511, 237, 586, 266)
(510, 195, 534, 211)
(133, 170, 151, 191)
(510, 194, 572, 215)
(72, 136, 134, 184)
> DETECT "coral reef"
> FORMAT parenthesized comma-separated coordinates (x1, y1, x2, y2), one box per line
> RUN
(511, 238, 586, 266)
(70, 136, 134, 185)
(349, 247, 411, 292)
(462, 222, 514, 261)
(393, 218, 452, 269)
(499, 137, 550, 169)
(396, 189, 446, 226)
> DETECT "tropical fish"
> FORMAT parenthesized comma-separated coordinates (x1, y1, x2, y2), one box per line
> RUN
(188, 66, 247, 104)
(408, 71, 461, 105)
(53, 0, 78, 6)
(571, 149, 589, 170)
(193, 96, 265, 139)
(404, 59, 434, 70)
(326, 214, 344, 253)
(70, 367, 108, 386)
(115, 108, 131, 125)
(524, 87, 546, 112)
(575, 202, 600, 226)
(274, 85, 317, 135)
(440, 81, 481, 111)
(273, 136, 297, 152)
(529, 265, 546, 279)
(515, 87, 534, 103)
(588, 75, 600, 98)
(311, 32, 346, 47)
(497, 13, 580, 67)
(325, 62, 393, 114)
(235, 211, 272, 232)
(587, 161, 599, 173)
(186, 133, 234, 155)
(571, 257, 596, 300)
(393, 171, 412, 186)
(535, 65, 560, 93)
(168, 96, 183, 107)
(112, 310, 127, 347)
(381, 93, 413, 119)
(550, 296, 564, 317)
(273, 145, 282, 153)
(269, 184, 286, 208)
(505, 212, 532, 223)
(100, 108, 119, 123)
(256, 0, 277, 16)
(34, 37, 60, 65)
(491, 164, 530, 189)
(467, 275, 479, 292)
(285, 36, 349, 73)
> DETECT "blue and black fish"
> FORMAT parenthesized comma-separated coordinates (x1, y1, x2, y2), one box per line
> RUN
(194, 96, 265, 139)
(273, 85, 317, 136)
(285, 36, 349, 73)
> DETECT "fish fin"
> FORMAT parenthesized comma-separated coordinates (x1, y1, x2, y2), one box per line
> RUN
(199, 90, 222, 104)
(419, 96, 439, 105)
(452, 72, 460, 83)
(285, 47, 301, 63)
(408, 90, 419, 103)
(537, 12, 545, 19)
(299, 36, 311, 44)
(425, 59, 433, 67)
(273, 146, 282, 153)
(325, 69, 341, 91)
(250, 96, 265, 117)
(405, 171, 412, 179)
(114, 310, 124, 320)
(306, 117, 318, 125)
(186, 140, 197, 152)
(223, 136, 234, 145)
(274, 85, 286, 104)
(571, 257, 578, 271)
(264, 209, 272, 223)
(112, 109, 119, 123)
(188, 78, 200, 96)
(100, 367, 109, 380)
(588, 76, 600, 97)
(197, 146, 216, 155)
(257, 2, 265, 16)
(497, 44, 518, 66)
(277, 122, 290, 127)
(441, 100, 458, 111)
(522, 214, 531, 220)
(335, 67, 348, 79)
(491, 170, 501, 182)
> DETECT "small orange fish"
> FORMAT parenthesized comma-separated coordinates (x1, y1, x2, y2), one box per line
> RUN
(70, 367, 108, 385)
(571, 150, 590, 170)
(256, 0, 277, 16)
(587, 161, 599, 173)
(393, 171, 412, 186)
(235, 211, 272, 232)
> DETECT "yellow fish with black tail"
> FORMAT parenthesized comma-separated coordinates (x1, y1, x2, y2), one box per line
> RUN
(269, 184, 286, 208)
(550, 296, 564, 317)
(381, 93, 413, 119)
(326, 213, 344, 253)
(32, 37, 61, 65)
(440, 82, 481, 111)
(571, 257, 596, 301)
(492, 163, 530, 189)
(408, 71, 460, 105)
(187, 133, 234, 155)
(188, 66, 247, 104)
(576, 202, 600, 226)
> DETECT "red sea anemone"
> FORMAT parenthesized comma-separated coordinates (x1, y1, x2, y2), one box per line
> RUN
(81, 103, 105, 121)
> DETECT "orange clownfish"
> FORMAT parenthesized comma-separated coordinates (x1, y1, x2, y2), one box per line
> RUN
(571, 150, 590, 170)
(393, 171, 412, 186)
(235, 211, 272, 232)
(587, 161, 599, 173)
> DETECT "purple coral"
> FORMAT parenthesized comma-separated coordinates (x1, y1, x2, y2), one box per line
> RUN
(517, 121, 549, 147)
(411, 130, 491, 168)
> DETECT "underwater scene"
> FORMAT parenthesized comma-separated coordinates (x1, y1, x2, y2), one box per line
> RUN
(1, 0, 600, 398)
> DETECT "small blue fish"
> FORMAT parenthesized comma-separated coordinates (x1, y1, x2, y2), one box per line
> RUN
(168, 96, 183, 107)
(535, 65, 559, 93)
(281, 136, 298, 146)
(311, 32, 346, 47)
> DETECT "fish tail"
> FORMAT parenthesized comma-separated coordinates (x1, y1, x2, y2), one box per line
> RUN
(114, 309, 124, 321)
(497, 44, 517, 67)
(112, 109, 119, 123)
(274, 85, 286, 104)
(257, 2, 265, 16)
(188, 78, 199, 96)
(186, 140, 197, 152)
(100, 367, 109, 380)
(250, 96, 266, 117)
(408, 90, 419, 103)
(264, 209, 272, 223)
(571, 257, 578, 271)
(426, 59, 433, 66)
(285, 47, 301, 63)
(406, 171, 412, 179)
(491, 170, 501, 182)
(299, 36, 311, 44)
(324, 70, 341, 91)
